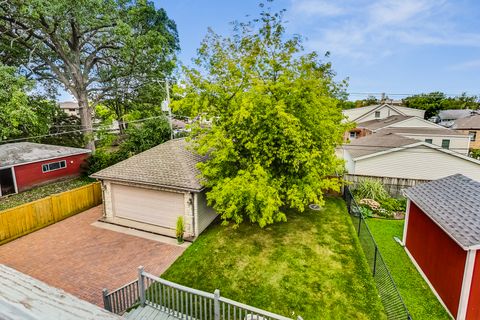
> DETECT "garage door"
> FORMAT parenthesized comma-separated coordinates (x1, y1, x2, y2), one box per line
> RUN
(111, 184, 185, 229)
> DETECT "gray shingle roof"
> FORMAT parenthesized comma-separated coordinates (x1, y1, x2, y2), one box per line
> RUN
(356, 115, 412, 130)
(438, 109, 475, 120)
(343, 133, 418, 158)
(404, 174, 480, 249)
(0, 142, 91, 167)
(91, 138, 205, 191)
(452, 115, 480, 130)
(378, 126, 467, 136)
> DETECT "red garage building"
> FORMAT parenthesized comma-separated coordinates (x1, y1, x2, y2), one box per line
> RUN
(0, 142, 91, 196)
(403, 174, 480, 320)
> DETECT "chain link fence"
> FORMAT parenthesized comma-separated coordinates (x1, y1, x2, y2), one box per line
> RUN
(343, 186, 412, 320)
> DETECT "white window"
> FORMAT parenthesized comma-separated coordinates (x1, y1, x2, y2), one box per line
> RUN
(425, 138, 433, 144)
(441, 139, 450, 149)
(375, 111, 381, 118)
(349, 132, 357, 139)
(42, 160, 67, 173)
(469, 131, 477, 142)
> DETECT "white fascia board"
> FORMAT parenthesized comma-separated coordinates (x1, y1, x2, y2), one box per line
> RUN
(457, 249, 476, 320)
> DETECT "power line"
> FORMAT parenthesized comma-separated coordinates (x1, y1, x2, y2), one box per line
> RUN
(347, 92, 480, 98)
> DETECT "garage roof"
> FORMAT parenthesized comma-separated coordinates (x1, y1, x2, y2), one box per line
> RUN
(404, 174, 480, 249)
(0, 142, 91, 167)
(91, 138, 205, 191)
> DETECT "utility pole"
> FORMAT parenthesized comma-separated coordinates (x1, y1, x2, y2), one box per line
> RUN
(163, 79, 174, 140)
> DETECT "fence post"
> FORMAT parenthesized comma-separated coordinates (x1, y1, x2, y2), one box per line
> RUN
(138, 266, 146, 306)
(214, 289, 220, 320)
(373, 246, 378, 276)
(102, 288, 111, 311)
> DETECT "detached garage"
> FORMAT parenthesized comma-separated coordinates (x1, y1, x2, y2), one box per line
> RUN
(403, 174, 480, 319)
(91, 139, 217, 239)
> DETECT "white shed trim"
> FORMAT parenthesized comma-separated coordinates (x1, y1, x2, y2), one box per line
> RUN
(457, 250, 477, 320)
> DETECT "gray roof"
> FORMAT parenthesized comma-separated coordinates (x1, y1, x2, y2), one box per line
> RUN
(0, 142, 91, 167)
(404, 174, 480, 249)
(378, 126, 467, 136)
(91, 138, 205, 191)
(438, 109, 475, 120)
(343, 133, 418, 158)
(452, 115, 480, 130)
(0, 264, 121, 320)
(356, 115, 412, 130)
(59, 101, 80, 109)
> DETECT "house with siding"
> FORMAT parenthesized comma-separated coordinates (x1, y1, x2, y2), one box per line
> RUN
(0, 142, 91, 196)
(452, 115, 480, 150)
(403, 175, 480, 319)
(340, 132, 480, 182)
(91, 138, 217, 239)
(343, 103, 425, 123)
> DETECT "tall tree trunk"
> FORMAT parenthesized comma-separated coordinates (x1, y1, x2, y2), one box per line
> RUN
(78, 92, 95, 151)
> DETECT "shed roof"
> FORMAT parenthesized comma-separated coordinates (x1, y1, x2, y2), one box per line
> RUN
(452, 115, 480, 130)
(404, 174, 480, 249)
(91, 138, 205, 191)
(438, 109, 475, 120)
(0, 142, 91, 167)
(0, 264, 120, 320)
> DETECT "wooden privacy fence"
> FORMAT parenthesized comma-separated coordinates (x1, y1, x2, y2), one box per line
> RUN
(0, 182, 102, 245)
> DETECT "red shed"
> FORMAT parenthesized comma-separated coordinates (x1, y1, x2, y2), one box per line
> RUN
(403, 174, 480, 320)
(0, 142, 91, 196)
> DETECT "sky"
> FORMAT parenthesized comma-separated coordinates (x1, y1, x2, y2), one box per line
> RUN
(157, 0, 480, 101)
(59, 0, 480, 101)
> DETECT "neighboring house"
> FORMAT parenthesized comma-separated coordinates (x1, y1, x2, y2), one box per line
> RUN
(343, 103, 425, 123)
(0, 264, 120, 320)
(377, 127, 470, 155)
(340, 133, 480, 181)
(436, 109, 478, 128)
(0, 142, 91, 196)
(59, 101, 81, 117)
(91, 138, 217, 239)
(403, 174, 480, 320)
(452, 115, 480, 150)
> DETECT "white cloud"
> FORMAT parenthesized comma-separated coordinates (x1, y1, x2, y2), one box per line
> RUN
(288, 0, 479, 61)
(290, 0, 346, 17)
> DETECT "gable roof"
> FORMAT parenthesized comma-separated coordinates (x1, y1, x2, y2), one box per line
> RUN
(0, 142, 91, 168)
(452, 115, 480, 130)
(91, 138, 205, 192)
(356, 115, 412, 130)
(438, 109, 476, 120)
(59, 101, 80, 109)
(404, 174, 480, 249)
(343, 132, 419, 158)
(343, 104, 425, 122)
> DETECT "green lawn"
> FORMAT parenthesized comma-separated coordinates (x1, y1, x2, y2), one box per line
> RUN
(0, 177, 93, 211)
(162, 198, 386, 319)
(366, 218, 451, 320)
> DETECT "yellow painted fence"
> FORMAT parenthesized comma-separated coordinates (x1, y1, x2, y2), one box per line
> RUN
(0, 182, 102, 245)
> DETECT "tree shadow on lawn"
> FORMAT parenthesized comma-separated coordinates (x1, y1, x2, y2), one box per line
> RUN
(162, 197, 386, 320)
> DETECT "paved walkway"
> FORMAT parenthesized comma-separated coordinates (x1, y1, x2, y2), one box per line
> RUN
(0, 206, 185, 307)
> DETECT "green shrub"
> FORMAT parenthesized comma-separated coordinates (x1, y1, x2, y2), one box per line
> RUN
(176, 216, 185, 242)
(85, 149, 127, 175)
(354, 179, 389, 201)
(378, 197, 406, 213)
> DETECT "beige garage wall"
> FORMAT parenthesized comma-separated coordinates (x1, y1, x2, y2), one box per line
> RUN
(194, 191, 217, 235)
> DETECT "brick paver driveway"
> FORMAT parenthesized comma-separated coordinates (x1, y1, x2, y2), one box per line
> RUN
(0, 206, 185, 306)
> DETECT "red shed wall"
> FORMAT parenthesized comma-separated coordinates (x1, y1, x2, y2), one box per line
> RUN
(14, 153, 89, 192)
(467, 251, 480, 319)
(406, 201, 467, 317)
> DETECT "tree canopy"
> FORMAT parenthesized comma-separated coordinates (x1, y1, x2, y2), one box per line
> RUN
(0, 0, 179, 149)
(174, 8, 349, 227)
(403, 92, 479, 118)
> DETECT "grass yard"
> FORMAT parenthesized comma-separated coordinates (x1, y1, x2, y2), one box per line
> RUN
(162, 198, 386, 319)
(366, 218, 451, 320)
(0, 177, 93, 211)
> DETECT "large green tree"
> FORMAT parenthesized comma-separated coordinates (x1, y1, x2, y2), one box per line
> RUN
(403, 92, 479, 118)
(174, 8, 349, 227)
(0, 0, 178, 150)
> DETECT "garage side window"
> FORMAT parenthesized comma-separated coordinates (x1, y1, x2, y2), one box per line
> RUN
(42, 160, 67, 173)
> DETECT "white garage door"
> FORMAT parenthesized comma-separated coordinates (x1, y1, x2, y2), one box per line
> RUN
(111, 184, 185, 229)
